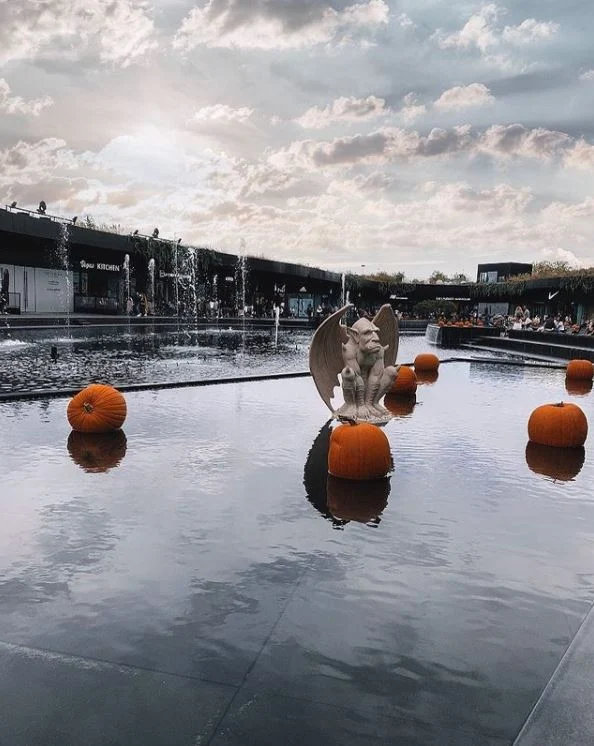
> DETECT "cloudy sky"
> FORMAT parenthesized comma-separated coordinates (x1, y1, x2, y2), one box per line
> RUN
(1, 0, 594, 278)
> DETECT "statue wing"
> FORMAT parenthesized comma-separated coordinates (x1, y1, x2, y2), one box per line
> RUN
(373, 304, 399, 367)
(309, 305, 351, 411)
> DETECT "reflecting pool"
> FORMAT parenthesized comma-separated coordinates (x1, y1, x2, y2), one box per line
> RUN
(1, 361, 593, 744)
(0, 327, 486, 393)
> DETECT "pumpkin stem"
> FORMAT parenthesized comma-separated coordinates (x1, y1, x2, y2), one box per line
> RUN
(554, 402, 565, 407)
(83, 402, 94, 413)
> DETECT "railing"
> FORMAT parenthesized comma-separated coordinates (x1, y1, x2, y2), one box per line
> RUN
(4, 203, 75, 226)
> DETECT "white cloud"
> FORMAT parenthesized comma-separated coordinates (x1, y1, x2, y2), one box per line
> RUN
(173, 0, 389, 51)
(269, 123, 573, 170)
(563, 140, 594, 170)
(0, 79, 53, 116)
(536, 248, 588, 266)
(579, 69, 594, 81)
(398, 93, 426, 123)
(327, 171, 394, 195)
(433, 4, 559, 69)
(397, 13, 415, 30)
(0, 0, 157, 68)
(478, 123, 571, 161)
(501, 18, 558, 45)
(295, 95, 387, 128)
(434, 83, 495, 110)
(435, 4, 501, 54)
(188, 104, 254, 125)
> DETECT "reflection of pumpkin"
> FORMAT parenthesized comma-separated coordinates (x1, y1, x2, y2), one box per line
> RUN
(416, 370, 439, 385)
(67, 384, 127, 433)
(565, 378, 593, 397)
(327, 475, 390, 522)
(414, 353, 440, 372)
(390, 366, 417, 396)
(528, 402, 588, 448)
(566, 359, 594, 381)
(67, 430, 127, 473)
(384, 394, 416, 417)
(525, 442, 585, 482)
(328, 422, 391, 480)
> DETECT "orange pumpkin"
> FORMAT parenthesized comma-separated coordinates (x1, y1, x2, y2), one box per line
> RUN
(67, 384, 127, 433)
(565, 378, 593, 397)
(384, 393, 416, 417)
(327, 475, 390, 523)
(390, 366, 417, 396)
(528, 402, 588, 448)
(525, 442, 585, 482)
(566, 359, 594, 381)
(67, 430, 127, 473)
(416, 370, 439, 385)
(328, 422, 391, 480)
(414, 353, 440, 372)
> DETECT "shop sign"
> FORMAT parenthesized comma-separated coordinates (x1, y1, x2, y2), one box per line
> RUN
(159, 270, 192, 280)
(80, 259, 120, 272)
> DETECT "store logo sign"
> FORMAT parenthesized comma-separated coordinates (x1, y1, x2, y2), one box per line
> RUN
(80, 259, 120, 272)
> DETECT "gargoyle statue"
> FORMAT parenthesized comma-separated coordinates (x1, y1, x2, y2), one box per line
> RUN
(309, 304, 400, 423)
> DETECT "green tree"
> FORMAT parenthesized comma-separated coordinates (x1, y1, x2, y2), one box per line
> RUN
(364, 271, 405, 283)
(450, 272, 471, 283)
(428, 271, 449, 284)
(413, 299, 456, 317)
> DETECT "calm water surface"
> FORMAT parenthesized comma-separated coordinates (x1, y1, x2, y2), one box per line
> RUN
(1, 362, 593, 744)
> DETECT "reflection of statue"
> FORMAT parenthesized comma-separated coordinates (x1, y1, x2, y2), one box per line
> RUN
(309, 304, 400, 423)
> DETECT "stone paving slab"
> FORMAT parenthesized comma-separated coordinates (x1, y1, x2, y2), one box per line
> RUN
(209, 688, 509, 746)
(0, 640, 236, 746)
(514, 603, 594, 745)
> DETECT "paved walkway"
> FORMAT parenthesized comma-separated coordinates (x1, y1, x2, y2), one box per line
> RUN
(514, 602, 594, 744)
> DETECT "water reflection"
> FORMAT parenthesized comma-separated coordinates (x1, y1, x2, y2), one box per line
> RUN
(416, 370, 439, 385)
(565, 378, 593, 397)
(525, 442, 585, 482)
(303, 422, 343, 526)
(326, 475, 390, 524)
(67, 430, 128, 473)
(303, 422, 390, 527)
(384, 393, 416, 417)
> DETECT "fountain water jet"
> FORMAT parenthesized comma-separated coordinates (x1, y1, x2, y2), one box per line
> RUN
(236, 239, 248, 354)
(56, 223, 72, 337)
(273, 305, 280, 349)
(123, 254, 131, 337)
(148, 258, 155, 316)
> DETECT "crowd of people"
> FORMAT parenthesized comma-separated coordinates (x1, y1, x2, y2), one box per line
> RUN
(505, 305, 594, 335)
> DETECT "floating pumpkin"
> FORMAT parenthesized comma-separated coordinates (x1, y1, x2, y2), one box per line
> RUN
(528, 402, 588, 448)
(328, 422, 391, 481)
(327, 475, 390, 523)
(67, 384, 127, 433)
(384, 393, 416, 417)
(414, 353, 440, 372)
(566, 359, 594, 381)
(416, 370, 439, 386)
(565, 378, 593, 397)
(390, 366, 417, 396)
(525, 442, 585, 482)
(67, 430, 127, 473)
